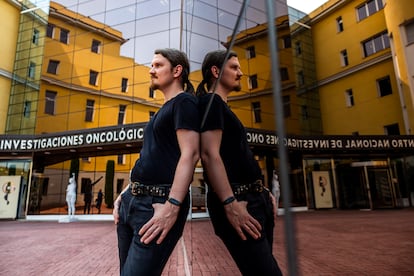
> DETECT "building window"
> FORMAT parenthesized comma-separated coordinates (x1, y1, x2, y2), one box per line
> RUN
(91, 39, 101, 53)
(340, 49, 349, 66)
(85, 99, 94, 122)
(295, 41, 302, 56)
(32, 29, 39, 45)
(282, 35, 291, 48)
(116, 179, 125, 194)
(251, 102, 262, 123)
(336, 16, 344, 32)
(60, 28, 69, 44)
(283, 95, 291, 118)
(121, 78, 128, 92)
(46, 24, 55, 38)
(301, 105, 309, 120)
(89, 70, 99, 86)
(28, 62, 36, 78)
(246, 46, 256, 59)
(384, 123, 400, 135)
(118, 105, 126, 125)
(357, 0, 383, 21)
(405, 21, 414, 44)
(117, 154, 125, 165)
(345, 89, 354, 107)
(280, 67, 289, 81)
(149, 111, 155, 119)
(149, 87, 155, 98)
(24, 101, 31, 118)
(297, 70, 304, 86)
(45, 90, 57, 115)
(248, 74, 258, 89)
(47, 60, 60, 74)
(377, 76, 392, 97)
(362, 32, 390, 57)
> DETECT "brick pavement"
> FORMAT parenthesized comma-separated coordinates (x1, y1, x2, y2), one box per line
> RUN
(0, 209, 413, 276)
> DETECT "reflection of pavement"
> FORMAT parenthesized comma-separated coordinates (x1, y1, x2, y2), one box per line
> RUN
(1, 210, 413, 275)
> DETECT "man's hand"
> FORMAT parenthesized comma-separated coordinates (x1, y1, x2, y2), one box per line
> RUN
(113, 196, 121, 225)
(224, 200, 262, 240)
(139, 202, 180, 244)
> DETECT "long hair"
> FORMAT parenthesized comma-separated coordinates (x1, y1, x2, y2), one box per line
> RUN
(154, 48, 195, 94)
(196, 50, 238, 96)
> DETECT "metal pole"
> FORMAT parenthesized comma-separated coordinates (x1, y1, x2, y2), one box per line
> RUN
(265, 1, 298, 275)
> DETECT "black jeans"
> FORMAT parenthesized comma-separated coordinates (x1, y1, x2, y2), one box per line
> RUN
(207, 190, 283, 276)
(117, 189, 189, 276)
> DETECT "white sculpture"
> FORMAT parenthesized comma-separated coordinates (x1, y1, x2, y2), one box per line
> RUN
(272, 170, 280, 214)
(66, 173, 77, 217)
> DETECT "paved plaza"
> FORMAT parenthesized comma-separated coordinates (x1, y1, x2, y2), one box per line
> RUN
(0, 209, 413, 275)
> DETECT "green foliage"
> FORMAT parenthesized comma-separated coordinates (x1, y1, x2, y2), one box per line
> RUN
(105, 160, 115, 208)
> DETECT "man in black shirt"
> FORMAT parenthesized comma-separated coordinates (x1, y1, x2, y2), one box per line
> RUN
(197, 50, 283, 276)
(114, 48, 199, 276)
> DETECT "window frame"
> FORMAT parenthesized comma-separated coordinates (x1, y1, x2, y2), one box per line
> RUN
(121, 78, 128, 92)
(46, 24, 55, 38)
(60, 28, 69, 44)
(345, 89, 354, 107)
(251, 101, 262, 123)
(246, 46, 256, 59)
(91, 39, 101, 53)
(248, 74, 258, 90)
(340, 49, 349, 66)
(118, 104, 127, 125)
(336, 16, 344, 32)
(47, 60, 60, 75)
(85, 99, 95, 122)
(377, 76, 392, 97)
(89, 70, 99, 86)
(45, 90, 57, 115)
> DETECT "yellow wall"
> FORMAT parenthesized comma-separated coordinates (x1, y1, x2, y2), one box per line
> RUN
(384, 0, 414, 134)
(312, 0, 404, 135)
(229, 16, 301, 134)
(0, 1, 20, 134)
(37, 2, 161, 174)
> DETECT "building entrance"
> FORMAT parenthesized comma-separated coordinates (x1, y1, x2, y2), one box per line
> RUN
(337, 161, 395, 210)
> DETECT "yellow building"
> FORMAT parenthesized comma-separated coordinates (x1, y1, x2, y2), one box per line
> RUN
(228, 15, 301, 135)
(28, 2, 163, 213)
(383, 0, 414, 135)
(310, 0, 405, 135)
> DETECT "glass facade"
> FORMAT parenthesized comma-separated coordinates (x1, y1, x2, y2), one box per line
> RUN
(7, 0, 301, 217)
(3, 0, 413, 221)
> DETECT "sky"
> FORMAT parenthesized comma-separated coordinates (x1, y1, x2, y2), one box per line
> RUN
(287, 0, 329, 14)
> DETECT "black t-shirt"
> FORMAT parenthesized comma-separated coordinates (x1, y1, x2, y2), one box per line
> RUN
(199, 93, 262, 184)
(130, 92, 199, 184)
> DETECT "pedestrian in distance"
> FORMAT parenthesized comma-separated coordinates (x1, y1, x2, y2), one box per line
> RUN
(95, 189, 103, 214)
(113, 48, 200, 276)
(196, 49, 283, 276)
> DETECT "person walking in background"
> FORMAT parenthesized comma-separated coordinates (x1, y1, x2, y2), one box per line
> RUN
(95, 189, 103, 214)
(196, 49, 283, 276)
(113, 48, 200, 276)
(83, 176, 103, 214)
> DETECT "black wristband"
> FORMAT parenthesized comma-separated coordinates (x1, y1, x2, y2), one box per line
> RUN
(167, 197, 181, 206)
(222, 196, 236, 205)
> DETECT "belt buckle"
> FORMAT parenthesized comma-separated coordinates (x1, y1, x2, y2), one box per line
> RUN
(253, 180, 263, 193)
(130, 182, 140, 196)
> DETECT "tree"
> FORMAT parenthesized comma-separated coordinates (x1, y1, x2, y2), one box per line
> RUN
(105, 160, 115, 208)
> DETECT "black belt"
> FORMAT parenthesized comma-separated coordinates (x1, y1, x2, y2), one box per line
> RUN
(232, 179, 267, 196)
(129, 182, 170, 197)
